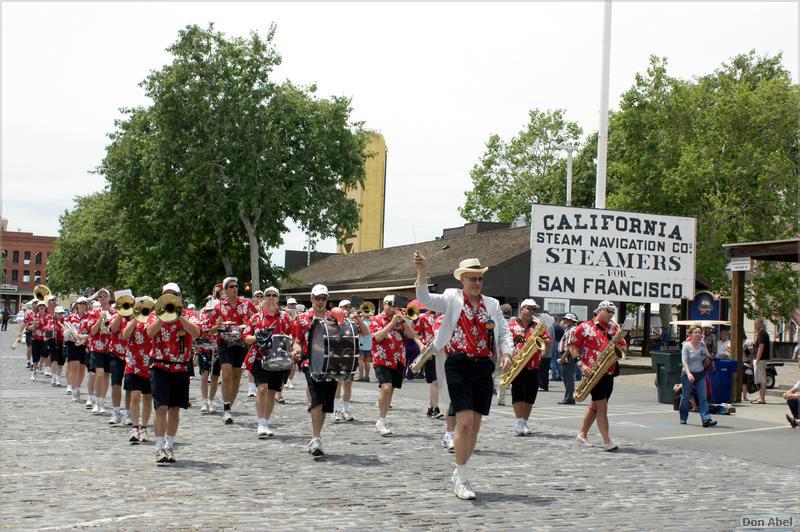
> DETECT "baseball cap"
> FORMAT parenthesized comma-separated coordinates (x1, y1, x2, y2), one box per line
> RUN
(595, 300, 616, 313)
(162, 282, 181, 294)
(311, 284, 329, 297)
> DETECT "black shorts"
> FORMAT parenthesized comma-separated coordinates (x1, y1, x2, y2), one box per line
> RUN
(425, 357, 437, 384)
(444, 353, 494, 416)
(31, 339, 46, 363)
(511, 367, 539, 405)
(196, 352, 221, 377)
(110, 356, 126, 386)
(150, 367, 190, 409)
(124, 373, 152, 394)
(218, 344, 246, 368)
(590, 373, 615, 402)
(25, 331, 32, 347)
(251, 363, 289, 392)
(49, 342, 66, 366)
(305, 373, 338, 413)
(66, 342, 87, 363)
(374, 365, 404, 389)
(89, 351, 111, 373)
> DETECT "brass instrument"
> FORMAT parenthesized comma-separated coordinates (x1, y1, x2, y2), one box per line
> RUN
(410, 342, 436, 375)
(404, 304, 420, 322)
(500, 321, 547, 389)
(99, 310, 112, 334)
(154, 294, 183, 323)
(573, 328, 627, 402)
(62, 321, 87, 346)
(134, 299, 156, 324)
(34, 285, 51, 302)
(116, 294, 136, 317)
(357, 301, 376, 317)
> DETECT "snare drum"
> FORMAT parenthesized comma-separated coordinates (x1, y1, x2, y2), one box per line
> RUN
(218, 322, 245, 347)
(308, 318, 358, 382)
(259, 333, 294, 372)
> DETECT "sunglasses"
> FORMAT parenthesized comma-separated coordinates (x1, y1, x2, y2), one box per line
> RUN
(313, 295, 328, 301)
(265, 294, 278, 298)
(464, 276, 483, 283)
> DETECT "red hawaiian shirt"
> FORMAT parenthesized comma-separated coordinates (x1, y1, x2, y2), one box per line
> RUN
(508, 317, 551, 370)
(65, 312, 87, 344)
(85, 308, 115, 353)
(124, 321, 153, 378)
(30, 311, 50, 341)
(443, 294, 491, 358)
(146, 313, 189, 373)
(109, 315, 131, 360)
(242, 309, 294, 371)
(52, 318, 65, 344)
(415, 312, 437, 346)
(292, 309, 333, 356)
(209, 297, 257, 329)
(370, 311, 407, 369)
(570, 318, 628, 375)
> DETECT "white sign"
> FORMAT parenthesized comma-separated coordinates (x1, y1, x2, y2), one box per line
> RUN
(529, 205, 696, 305)
(0, 284, 18, 292)
(727, 257, 751, 272)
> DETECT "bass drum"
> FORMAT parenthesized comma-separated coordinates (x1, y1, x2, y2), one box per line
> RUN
(192, 337, 218, 365)
(308, 318, 358, 382)
(261, 333, 294, 372)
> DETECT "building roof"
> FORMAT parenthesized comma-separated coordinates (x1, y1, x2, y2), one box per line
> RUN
(722, 238, 800, 263)
(282, 225, 531, 293)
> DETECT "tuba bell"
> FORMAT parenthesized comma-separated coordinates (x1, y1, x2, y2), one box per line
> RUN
(154, 294, 183, 323)
(34, 285, 51, 302)
(134, 298, 156, 324)
(358, 301, 376, 317)
(116, 294, 136, 317)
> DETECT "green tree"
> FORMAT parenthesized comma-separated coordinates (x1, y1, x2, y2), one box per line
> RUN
(460, 109, 582, 223)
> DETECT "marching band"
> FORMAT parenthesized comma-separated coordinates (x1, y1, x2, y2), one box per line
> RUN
(15, 252, 628, 500)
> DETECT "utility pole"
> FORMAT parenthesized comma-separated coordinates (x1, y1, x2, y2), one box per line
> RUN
(595, 0, 612, 209)
(556, 144, 578, 207)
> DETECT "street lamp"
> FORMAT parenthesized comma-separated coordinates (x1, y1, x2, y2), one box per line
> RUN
(556, 144, 579, 207)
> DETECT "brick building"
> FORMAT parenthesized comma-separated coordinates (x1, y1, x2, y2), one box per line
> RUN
(1, 218, 57, 313)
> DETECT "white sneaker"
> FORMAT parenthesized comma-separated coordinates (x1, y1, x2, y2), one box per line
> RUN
(208, 403, 217, 413)
(248, 387, 256, 398)
(285, 380, 295, 389)
(98, 406, 108, 415)
(56, 377, 63, 387)
(138, 427, 149, 443)
(30, 372, 36, 381)
(603, 441, 619, 452)
(257, 425, 269, 438)
(91, 404, 100, 414)
(308, 438, 324, 456)
(222, 411, 233, 424)
(124, 414, 132, 426)
(85, 398, 93, 409)
(66, 385, 72, 394)
(200, 403, 209, 414)
(375, 419, 392, 437)
(453, 477, 477, 500)
(441, 433, 450, 449)
(576, 434, 593, 448)
(515, 421, 526, 436)
(522, 421, 532, 436)
(342, 411, 354, 422)
(332, 411, 343, 423)
(128, 428, 140, 443)
(108, 414, 122, 425)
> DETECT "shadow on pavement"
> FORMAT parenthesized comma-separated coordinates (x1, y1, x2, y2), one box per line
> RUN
(473, 493, 557, 506)
(169, 459, 232, 471)
(615, 447, 658, 455)
(312, 453, 385, 467)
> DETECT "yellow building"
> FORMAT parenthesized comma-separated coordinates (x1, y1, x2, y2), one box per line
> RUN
(338, 131, 387, 254)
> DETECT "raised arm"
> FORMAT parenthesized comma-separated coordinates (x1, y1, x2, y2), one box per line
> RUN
(413, 251, 447, 312)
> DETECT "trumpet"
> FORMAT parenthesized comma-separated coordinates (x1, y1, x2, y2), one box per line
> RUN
(404, 304, 420, 322)
(34, 285, 51, 302)
(116, 294, 136, 317)
(154, 293, 183, 323)
(357, 301, 376, 317)
(134, 298, 156, 323)
(99, 310, 113, 334)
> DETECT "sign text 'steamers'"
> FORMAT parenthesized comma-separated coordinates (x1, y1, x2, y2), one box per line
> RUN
(529, 206, 696, 305)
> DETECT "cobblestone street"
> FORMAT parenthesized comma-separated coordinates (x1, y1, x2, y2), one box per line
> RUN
(1, 337, 797, 530)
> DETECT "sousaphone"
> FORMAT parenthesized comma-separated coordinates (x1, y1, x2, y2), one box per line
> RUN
(154, 293, 183, 323)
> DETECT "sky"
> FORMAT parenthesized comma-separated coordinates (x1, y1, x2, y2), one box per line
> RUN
(2, 2, 797, 267)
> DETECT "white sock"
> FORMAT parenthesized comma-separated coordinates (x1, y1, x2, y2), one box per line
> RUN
(516, 417, 524, 423)
(378, 417, 386, 424)
(343, 401, 351, 413)
(456, 464, 468, 480)
(114, 407, 121, 417)
(258, 418, 267, 427)
(166, 436, 175, 448)
(156, 437, 165, 450)
(336, 400, 343, 411)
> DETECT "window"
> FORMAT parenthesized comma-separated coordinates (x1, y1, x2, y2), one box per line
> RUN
(35, 251, 42, 265)
(1, 249, 7, 259)
(24, 251, 31, 265)
(23, 270, 30, 283)
(544, 298, 570, 316)
(34, 271, 41, 284)
(11, 270, 18, 282)
(12, 250, 19, 263)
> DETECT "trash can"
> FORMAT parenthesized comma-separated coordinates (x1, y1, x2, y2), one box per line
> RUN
(708, 358, 737, 404)
(651, 350, 682, 404)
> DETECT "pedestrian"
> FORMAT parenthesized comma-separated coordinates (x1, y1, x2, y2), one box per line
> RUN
(414, 253, 513, 500)
(702, 325, 717, 360)
(550, 318, 564, 382)
(1, 308, 9, 331)
(557, 313, 580, 404)
(715, 328, 731, 358)
(679, 326, 717, 427)
(782, 379, 800, 428)
(751, 318, 770, 404)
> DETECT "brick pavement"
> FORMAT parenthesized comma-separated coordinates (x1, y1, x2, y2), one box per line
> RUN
(0, 344, 797, 530)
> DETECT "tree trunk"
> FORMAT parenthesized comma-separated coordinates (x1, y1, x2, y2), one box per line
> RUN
(216, 233, 234, 276)
(240, 208, 262, 292)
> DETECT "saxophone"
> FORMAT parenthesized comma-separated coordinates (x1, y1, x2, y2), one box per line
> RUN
(573, 329, 627, 402)
(410, 342, 436, 376)
(500, 321, 546, 389)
